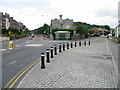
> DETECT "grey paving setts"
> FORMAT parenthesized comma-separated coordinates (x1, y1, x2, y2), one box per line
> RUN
(17, 38, 118, 88)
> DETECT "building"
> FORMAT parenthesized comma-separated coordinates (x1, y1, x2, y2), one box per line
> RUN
(92, 27, 109, 35)
(5, 13, 10, 29)
(0, 12, 27, 31)
(0, 13, 2, 30)
(51, 15, 75, 30)
(116, 1, 120, 38)
(50, 15, 75, 40)
(115, 26, 120, 37)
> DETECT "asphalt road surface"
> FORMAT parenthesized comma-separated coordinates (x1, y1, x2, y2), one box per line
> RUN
(2, 36, 67, 88)
(2, 36, 119, 88)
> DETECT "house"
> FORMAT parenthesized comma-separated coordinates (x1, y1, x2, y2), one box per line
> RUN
(0, 12, 27, 31)
(115, 26, 120, 38)
(92, 27, 109, 35)
(50, 15, 75, 30)
(50, 15, 75, 40)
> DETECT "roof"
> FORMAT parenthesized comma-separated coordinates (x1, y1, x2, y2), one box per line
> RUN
(54, 31, 71, 33)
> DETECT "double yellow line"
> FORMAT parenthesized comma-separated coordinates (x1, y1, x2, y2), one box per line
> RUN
(3, 58, 40, 89)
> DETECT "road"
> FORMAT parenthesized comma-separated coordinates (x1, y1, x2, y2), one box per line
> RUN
(2, 36, 67, 88)
(2, 36, 119, 88)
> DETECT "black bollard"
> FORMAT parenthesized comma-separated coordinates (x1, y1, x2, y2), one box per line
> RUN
(41, 53, 45, 69)
(46, 49, 50, 63)
(79, 41, 81, 46)
(59, 43, 62, 53)
(71, 42, 73, 48)
(54, 45, 57, 55)
(67, 42, 69, 49)
(89, 41, 90, 45)
(51, 47, 53, 58)
(63, 42, 65, 51)
(75, 42, 77, 47)
(84, 41, 86, 46)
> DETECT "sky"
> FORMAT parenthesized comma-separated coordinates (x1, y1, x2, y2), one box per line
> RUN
(0, 0, 119, 30)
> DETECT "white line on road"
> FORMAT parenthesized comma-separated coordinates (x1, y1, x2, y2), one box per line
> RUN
(8, 61, 16, 65)
(16, 45, 20, 47)
(1, 49, 6, 51)
(25, 44, 43, 47)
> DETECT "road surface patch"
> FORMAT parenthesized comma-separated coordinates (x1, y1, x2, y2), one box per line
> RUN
(4, 58, 40, 89)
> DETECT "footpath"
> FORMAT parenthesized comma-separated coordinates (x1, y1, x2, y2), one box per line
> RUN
(17, 37, 118, 89)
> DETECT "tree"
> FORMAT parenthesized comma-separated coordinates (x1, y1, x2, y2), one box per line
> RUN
(76, 26, 84, 34)
(42, 23, 49, 34)
(34, 23, 49, 34)
(76, 26, 89, 35)
(103, 25, 110, 30)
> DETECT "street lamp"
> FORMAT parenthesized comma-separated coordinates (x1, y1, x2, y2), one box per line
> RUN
(41, 14, 50, 36)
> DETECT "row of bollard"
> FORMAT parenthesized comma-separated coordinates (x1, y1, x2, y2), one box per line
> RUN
(41, 40, 91, 69)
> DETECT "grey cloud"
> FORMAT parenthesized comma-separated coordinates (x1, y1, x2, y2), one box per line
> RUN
(96, 8, 118, 18)
(0, 0, 49, 3)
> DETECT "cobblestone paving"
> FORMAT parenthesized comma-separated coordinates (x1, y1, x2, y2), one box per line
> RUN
(17, 38, 118, 88)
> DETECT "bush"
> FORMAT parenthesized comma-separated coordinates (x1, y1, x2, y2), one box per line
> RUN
(116, 38, 120, 43)
(112, 33, 115, 36)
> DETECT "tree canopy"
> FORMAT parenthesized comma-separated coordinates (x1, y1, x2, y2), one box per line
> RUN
(74, 22, 111, 30)
(34, 23, 49, 34)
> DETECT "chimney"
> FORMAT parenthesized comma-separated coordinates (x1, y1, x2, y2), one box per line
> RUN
(59, 15, 62, 20)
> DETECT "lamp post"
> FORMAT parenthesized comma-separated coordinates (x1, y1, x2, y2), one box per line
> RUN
(41, 14, 50, 37)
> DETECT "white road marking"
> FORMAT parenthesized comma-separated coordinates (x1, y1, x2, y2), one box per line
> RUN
(25, 44, 43, 47)
(1, 49, 6, 51)
(16, 45, 20, 47)
(8, 61, 16, 65)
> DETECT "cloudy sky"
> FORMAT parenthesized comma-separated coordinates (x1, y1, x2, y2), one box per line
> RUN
(0, 0, 119, 30)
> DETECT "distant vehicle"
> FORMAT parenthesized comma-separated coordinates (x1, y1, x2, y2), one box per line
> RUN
(93, 34, 100, 37)
(106, 33, 112, 39)
(101, 35, 105, 37)
(31, 34, 35, 39)
(108, 34, 112, 36)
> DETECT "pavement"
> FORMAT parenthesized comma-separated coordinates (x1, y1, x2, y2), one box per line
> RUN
(2, 36, 66, 88)
(17, 37, 118, 88)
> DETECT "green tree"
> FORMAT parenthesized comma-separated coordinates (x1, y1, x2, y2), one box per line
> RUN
(42, 23, 49, 34)
(34, 23, 49, 34)
(103, 25, 110, 30)
(76, 26, 89, 35)
(76, 26, 84, 34)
